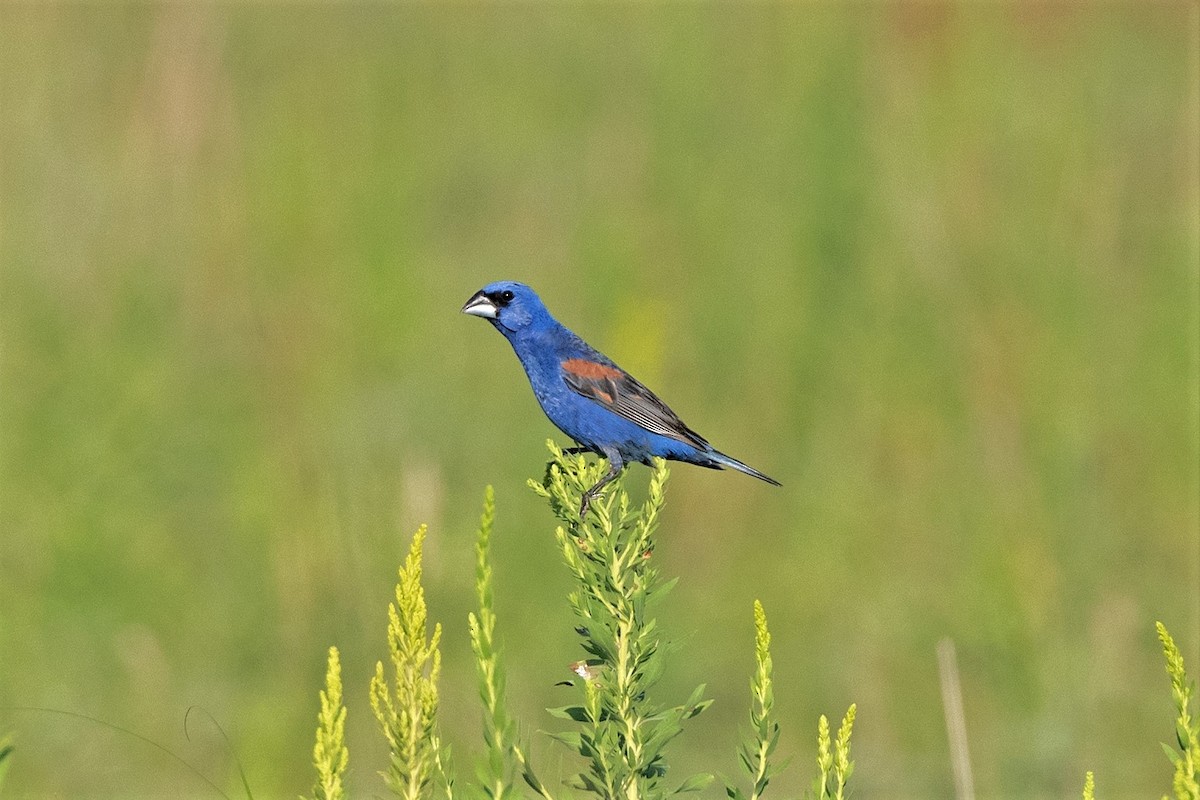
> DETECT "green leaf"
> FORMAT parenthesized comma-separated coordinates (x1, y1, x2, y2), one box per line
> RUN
(521, 767, 549, 796)
(681, 684, 709, 711)
(675, 773, 715, 793)
(1162, 741, 1183, 765)
(545, 705, 591, 722)
(648, 576, 680, 604)
(545, 730, 584, 752)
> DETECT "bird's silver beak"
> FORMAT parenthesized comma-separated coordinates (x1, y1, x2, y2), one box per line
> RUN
(461, 290, 498, 319)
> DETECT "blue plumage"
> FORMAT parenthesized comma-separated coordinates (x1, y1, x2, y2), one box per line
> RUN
(462, 281, 779, 516)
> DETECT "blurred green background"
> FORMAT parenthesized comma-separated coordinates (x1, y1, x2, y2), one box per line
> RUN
(1, 4, 1197, 798)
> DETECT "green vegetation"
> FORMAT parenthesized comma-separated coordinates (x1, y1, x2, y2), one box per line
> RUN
(0, 6, 1195, 797)
(1075, 620, 1200, 800)
(310, 647, 349, 800)
(301, 454, 1197, 800)
(467, 485, 525, 800)
(726, 600, 781, 800)
(467, 482, 560, 800)
(309, 452, 854, 800)
(532, 445, 712, 798)
(1157, 622, 1200, 800)
(810, 706, 856, 800)
(369, 526, 451, 800)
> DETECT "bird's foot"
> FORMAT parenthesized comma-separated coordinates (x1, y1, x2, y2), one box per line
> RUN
(578, 457, 623, 521)
(579, 485, 608, 520)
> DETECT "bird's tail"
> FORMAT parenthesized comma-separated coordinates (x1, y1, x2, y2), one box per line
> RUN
(709, 450, 781, 486)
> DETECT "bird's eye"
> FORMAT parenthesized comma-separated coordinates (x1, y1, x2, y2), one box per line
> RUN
(500, 290, 515, 303)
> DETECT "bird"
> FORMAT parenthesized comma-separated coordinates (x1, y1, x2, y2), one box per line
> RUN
(462, 281, 779, 518)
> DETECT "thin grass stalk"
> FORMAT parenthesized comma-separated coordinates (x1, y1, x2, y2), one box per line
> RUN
(1157, 622, 1200, 800)
(310, 646, 349, 800)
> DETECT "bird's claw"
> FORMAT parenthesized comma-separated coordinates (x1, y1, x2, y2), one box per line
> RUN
(579, 487, 605, 520)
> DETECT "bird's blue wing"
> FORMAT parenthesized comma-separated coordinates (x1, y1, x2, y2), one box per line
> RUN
(560, 358, 710, 450)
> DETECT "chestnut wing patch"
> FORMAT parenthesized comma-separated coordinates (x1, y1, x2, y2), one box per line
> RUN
(560, 358, 709, 450)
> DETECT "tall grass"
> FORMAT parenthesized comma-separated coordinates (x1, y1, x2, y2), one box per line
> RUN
(1157, 622, 1200, 800)
(311, 647, 348, 800)
(310, 448, 856, 800)
(302, 451, 1199, 800)
(368, 525, 451, 800)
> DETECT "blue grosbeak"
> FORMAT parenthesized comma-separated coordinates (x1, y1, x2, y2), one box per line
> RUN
(463, 281, 780, 517)
(458, 284, 777, 515)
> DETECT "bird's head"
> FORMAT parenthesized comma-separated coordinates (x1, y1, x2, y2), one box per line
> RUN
(461, 281, 550, 335)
